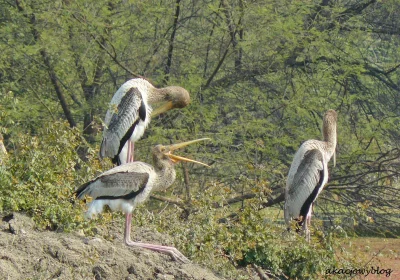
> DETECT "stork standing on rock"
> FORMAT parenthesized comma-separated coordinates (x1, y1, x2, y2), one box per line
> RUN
(76, 138, 210, 263)
(100, 78, 190, 165)
(284, 110, 337, 242)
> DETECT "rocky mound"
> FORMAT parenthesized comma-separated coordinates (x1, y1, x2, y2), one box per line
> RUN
(0, 213, 223, 280)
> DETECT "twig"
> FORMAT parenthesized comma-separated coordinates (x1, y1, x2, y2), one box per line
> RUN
(350, 245, 386, 279)
(260, 193, 285, 209)
(251, 264, 270, 280)
(150, 194, 186, 208)
(213, 193, 256, 208)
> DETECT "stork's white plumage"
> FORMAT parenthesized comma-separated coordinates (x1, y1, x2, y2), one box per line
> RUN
(0, 133, 6, 165)
(284, 109, 337, 242)
(100, 78, 190, 165)
(0, 133, 6, 156)
(76, 138, 210, 263)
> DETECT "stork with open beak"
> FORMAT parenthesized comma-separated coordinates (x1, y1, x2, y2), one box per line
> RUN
(100, 78, 190, 165)
(284, 110, 337, 242)
(76, 138, 210, 263)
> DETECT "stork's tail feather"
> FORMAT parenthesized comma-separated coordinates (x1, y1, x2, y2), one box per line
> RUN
(294, 217, 304, 233)
(112, 155, 122, 166)
(75, 180, 94, 200)
(100, 135, 120, 160)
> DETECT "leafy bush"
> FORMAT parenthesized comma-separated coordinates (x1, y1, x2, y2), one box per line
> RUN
(0, 119, 357, 279)
(132, 185, 355, 279)
(0, 121, 107, 231)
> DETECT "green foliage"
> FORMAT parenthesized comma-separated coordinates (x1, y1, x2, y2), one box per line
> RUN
(1, 0, 400, 277)
(131, 186, 354, 279)
(0, 121, 105, 231)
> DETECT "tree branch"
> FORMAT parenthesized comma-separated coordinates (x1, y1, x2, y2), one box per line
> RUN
(164, 0, 181, 83)
(202, 40, 232, 90)
(260, 193, 285, 209)
(213, 193, 256, 208)
(15, 0, 77, 127)
(150, 194, 186, 208)
(70, 13, 142, 79)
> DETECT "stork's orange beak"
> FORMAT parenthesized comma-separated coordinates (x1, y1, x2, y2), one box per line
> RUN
(164, 138, 211, 168)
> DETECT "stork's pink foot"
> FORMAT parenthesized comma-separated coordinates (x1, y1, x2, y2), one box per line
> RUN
(125, 240, 190, 263)
(124, 213, 190, 263)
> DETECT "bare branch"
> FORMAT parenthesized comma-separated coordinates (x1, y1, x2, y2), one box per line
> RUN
(15, 0, 77, 127)
(164, 0, 181, 83)
(150, 194, 186, 208)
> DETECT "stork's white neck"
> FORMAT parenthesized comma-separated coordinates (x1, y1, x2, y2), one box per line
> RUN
(323, 121, 337, 161)
(153, 163, 176, 192)
(147, 87, 165, 103)
(151, 153, 177, 192)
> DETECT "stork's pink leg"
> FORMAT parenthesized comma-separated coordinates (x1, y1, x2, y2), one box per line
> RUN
(126, 141, 131, 163)
(305, 214, 311, 242)
(124, 213, 190, 263)
(126, 140, 134, 163)
(303, 205, 314, 242)
(130, 141, 134, 162)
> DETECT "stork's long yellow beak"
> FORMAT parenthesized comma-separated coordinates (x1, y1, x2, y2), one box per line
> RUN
(165, 138, 211, 168)
(151, 101, 174, 117)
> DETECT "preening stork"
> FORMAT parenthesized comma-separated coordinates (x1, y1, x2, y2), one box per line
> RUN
(100, 78, 190, 165)
(76, 138, 210, 263)
(284, 109, 337, 242)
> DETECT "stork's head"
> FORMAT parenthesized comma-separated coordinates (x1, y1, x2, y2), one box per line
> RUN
(324, 109, 337, 123)
(166, 86, 190, 108)
(151, 86, 190, 117)
(152, 138, 210, 169)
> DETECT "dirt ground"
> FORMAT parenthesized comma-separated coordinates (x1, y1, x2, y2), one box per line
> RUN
(2, 213, 399, 280)
(340, 237, 400, 279)
(0, 213, 224, 280)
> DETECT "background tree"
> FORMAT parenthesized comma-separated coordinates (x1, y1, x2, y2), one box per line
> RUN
(1, 0, 400, 278)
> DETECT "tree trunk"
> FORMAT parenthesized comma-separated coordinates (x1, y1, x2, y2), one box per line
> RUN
(15, 0, 76, 128)
(164, 0, 181, 83)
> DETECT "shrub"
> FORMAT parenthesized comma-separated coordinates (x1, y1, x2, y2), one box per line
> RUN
(0, 121, 106, 231)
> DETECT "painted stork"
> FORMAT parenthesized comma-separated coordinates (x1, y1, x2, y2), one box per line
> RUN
(0, 133, 7, 165)
(100, 78, 190, 165)
(76, 138, 210, 263)
(284, 109, 337, 242)
(0, 133, 6, 156)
